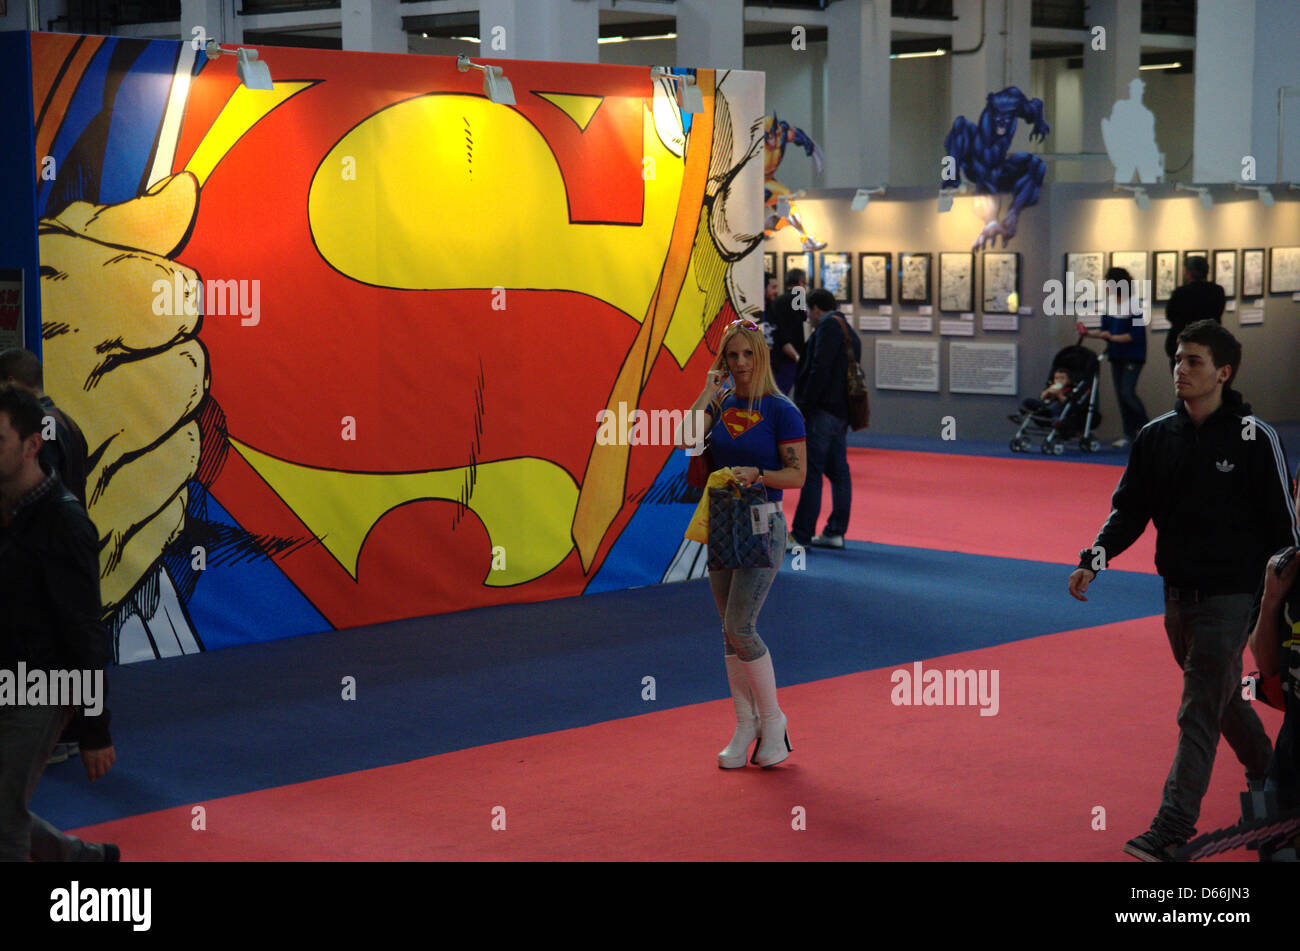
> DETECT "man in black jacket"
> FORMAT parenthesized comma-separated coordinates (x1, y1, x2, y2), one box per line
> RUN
(1163, 256, 1225, 372)
(791, 288, 861, 549)
(0, 348, 89, 508)
(1068, 321, 1299, 861)
(0, 383, 117, 861)
(768, 269, 808, 395)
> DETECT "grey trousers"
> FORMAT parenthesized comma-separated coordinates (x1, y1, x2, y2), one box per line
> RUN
(0, 704, 108, 862)
(1154, 592, 1274, 841)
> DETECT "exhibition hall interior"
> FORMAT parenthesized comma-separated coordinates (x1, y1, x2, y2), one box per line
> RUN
(1, 0, 1298, 866)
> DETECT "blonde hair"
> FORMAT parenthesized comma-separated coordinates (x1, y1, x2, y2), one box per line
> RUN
(711, 321, 781, 413)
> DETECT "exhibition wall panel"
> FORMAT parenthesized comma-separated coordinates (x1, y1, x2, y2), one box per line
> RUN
(768, 183, 1300, 439)
(18, 31, 766, 661)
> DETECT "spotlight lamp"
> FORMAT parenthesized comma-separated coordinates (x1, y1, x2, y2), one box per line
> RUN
(1175, 182, 1213, 209)
(204, 40, 273, 90)
(1114, 184, 1150, 210)
(851, 185, 886, 211)
(457, 55, 515, 105)
(1233, 183, 1275, 206)
(650, 66, 704, 114)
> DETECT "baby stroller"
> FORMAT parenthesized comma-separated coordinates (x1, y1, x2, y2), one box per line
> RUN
(1009, 343, 1103, 455)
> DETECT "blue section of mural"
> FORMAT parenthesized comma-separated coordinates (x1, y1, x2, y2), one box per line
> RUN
(183, 487, 332, 651)
(587, 448, 696, 594)
(0, 32, 42, 354)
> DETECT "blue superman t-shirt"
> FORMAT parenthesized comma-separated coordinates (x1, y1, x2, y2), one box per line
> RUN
(707, 392, 806, 501)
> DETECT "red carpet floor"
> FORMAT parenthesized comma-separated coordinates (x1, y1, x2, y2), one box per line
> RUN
(783, 448, 1157, 572)
(72, 615, 1277, 861)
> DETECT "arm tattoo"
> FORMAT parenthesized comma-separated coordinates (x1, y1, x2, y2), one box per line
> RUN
(783, 446, 801, 471)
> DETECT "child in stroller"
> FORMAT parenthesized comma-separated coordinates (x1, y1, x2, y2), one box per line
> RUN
(1009, 344, 1103, 455)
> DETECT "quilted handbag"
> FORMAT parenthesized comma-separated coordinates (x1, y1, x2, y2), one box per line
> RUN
(707, 483, 776, 569)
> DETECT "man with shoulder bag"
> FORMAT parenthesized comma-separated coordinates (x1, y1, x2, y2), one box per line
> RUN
(791, 288, 864, 550)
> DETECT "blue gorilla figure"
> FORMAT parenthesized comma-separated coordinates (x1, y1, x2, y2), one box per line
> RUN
(942, 87, 1050, 251)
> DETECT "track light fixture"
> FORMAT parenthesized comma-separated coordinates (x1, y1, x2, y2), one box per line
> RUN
(851, 186, 886, 211)
(1175, 182, 1213, 209)
(1233, 183, 1275, 206)
(205, 40, 273, 90)
(650, 67, 704, 114)
(457, 55, 515, 105)
(1114, 184, 1150, 210)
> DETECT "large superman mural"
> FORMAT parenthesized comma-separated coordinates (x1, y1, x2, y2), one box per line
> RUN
(29, 34, 766, 662)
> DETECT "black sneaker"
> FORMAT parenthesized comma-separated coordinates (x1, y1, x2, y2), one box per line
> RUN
(1123, 829, 1187, 862)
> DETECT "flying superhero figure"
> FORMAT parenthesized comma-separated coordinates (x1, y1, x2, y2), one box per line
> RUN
(762, 112, 826, 252)
(941, 87, 1050, 252)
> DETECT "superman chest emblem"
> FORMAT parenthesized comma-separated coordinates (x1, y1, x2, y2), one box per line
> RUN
(722, 408, 763, 438)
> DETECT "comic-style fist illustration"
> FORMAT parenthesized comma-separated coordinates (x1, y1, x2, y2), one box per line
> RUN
(39, 172, 207, 611)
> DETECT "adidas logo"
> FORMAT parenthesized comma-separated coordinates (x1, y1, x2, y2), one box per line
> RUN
(1215, 459, 1235, 473)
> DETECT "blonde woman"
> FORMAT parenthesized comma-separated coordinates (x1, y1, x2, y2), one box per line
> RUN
(682, 319, 806, 767)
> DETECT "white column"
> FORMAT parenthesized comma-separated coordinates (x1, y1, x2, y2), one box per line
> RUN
(181, 0, 236, 46)
(824, 0, 890, 187)
(950, 0, 1032, 123)
(479, 0, 598, 64)
(1081, 0, 1141, 156)
(677, 0, 742, 69)
(1193, 1, 1256, 182)
(1249, 0, 1300, 181)
(342, 0, 405, 55)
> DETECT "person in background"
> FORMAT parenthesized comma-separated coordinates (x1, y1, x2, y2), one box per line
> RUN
(1077, 266, 1149, 448)
(0, 383, 118, 862)
(1163, 256, 1224, 373)
(0, 348, 91, 765)
(792, 288, 860, 551)
(768, 269, 807, 396)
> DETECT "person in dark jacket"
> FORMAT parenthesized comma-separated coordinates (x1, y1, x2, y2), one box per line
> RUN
(1078, 266, 1149, 447)
(0, 383, 117, 861)
(1163, 256, 1225, 372)
(1, 348, 91, 764)
(1068, 321, 1300, 861)
(791, 288, 861, 550)
(1246, 541, 1300, 861)
(768, 269, 808, 395)
(0, 348, 89, 507)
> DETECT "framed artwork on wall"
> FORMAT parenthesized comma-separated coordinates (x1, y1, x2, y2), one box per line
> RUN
(819, 252, 852, 304)
(1065, 251, 1104, 311)
(1269, 247, 1300, 294)
(1154, 251, 1179, 302)
(783, 251, 813, 285)
(762, 252, 776, 279)
(1241, 248, 1266, 298)
(1109, 250, 1147, 285)
(898, 252, 932, 305)
(981, 252, 1019, 313)
(858, 252, 891, 305)
(939, 253, 974, 313)
(1212, 249, 1237, 299)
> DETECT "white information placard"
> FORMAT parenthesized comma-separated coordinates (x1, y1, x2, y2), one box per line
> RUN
(1150, 310, 1171, 332)
(940, 319, 975, 336)
(875, 339, 940, 392)
(1238, 307, 1264, 326)
(898, 315, 934, 333)
(949, 341, 1017, 396)
(859, 314, 892, 332)
(982, 313, 1019, 332)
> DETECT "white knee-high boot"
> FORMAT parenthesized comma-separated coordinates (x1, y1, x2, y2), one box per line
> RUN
(740, 650, 791, 767)
(719, 654, 761, 768)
